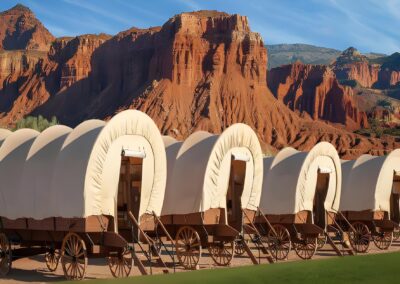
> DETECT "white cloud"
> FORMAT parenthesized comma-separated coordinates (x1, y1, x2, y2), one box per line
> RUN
(63, 0, 133, 26)
(174, 0, 202, 11)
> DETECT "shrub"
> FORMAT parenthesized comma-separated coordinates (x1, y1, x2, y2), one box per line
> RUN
(14, 115, 58, 132)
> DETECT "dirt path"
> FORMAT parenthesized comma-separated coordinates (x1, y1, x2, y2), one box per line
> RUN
(3, 242, 400, 283)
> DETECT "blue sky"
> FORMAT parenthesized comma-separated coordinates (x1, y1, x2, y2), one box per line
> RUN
(1, 0, 399, 54)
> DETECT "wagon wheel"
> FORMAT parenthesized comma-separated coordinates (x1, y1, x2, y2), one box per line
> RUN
(393, 227, 400, 241)
(373, 231, 393, 250)
(317, 234, 327, 250)
(234, 236, 246, 256)
(107, 247, 133, 278)
(0, 233, 12, 276)
(175, 226, 201, 270)
(208, 240, 235, 266)
(293, 235, 317, 260)
(45, 247, 60, 272)
(348, 222, 370, 253)
(267, 224, 291, 260)
(61, 232, 88, 280)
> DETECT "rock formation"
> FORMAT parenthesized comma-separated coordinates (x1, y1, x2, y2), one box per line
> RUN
(332, 47, 400, 89)
(0, 4, 54, 51)
(332, 47, 380, 88)
(0, 6, 398, 158)
(268, 62, 368, 130)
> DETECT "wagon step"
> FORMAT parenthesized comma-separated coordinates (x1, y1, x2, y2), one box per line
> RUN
(128, 211, 171, 275)
(324, 232, 354, 256)
(242, 210, 275, 264)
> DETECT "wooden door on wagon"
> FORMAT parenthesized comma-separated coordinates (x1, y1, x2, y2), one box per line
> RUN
(117, 157, 143, 237)
(313, 171, 330, 229)
(226, 159, 246, 231)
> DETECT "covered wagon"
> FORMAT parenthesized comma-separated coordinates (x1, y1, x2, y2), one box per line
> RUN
(256, 142, 350, 260)
(339, 150, 400, 253)
(159, 124, 265, 269)
(0, 110, 169, 280)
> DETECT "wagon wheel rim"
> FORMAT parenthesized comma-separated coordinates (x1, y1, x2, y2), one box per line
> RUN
(0, 233, 12, 277)
(107, 247, 133, 278)
(293, 236, 317, 260)
(373, 231, 393, 250)
(317, 234, 327, 250)
(234, 237, 246, 256)
(267, 224, 291, 261)
(175, 226, 201, 270)
(61, 233, 87, 280)
(393, 227, 400, 241)
(45, 248, 60, 272)
(349, 222, 370, 253)
(208, 241, 235, 266)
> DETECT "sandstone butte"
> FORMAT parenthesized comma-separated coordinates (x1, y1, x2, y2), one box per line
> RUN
(0, 5, 398, 159)
(332, 47, 400, 89)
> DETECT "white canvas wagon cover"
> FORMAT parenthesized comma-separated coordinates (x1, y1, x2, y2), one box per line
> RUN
(161, 123, 263, 216)
(260, 142, 342, 215)
(0, 129, 11, 146)
(0, 110, 167, 221)
(340, 149, 400, 213)
(0, 129, 39, 218)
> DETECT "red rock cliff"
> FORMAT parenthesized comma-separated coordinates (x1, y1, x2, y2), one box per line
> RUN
(0, 4, 54, 51)
(332, 47, 379, 88)
(0, 8, 397, 158)
(332, 47, 400, 89)
(268, 62, 368, 130)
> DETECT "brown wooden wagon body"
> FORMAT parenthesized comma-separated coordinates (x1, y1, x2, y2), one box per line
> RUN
(155, 125, 268, 269)
(0, 110, 170, 280)
(255, 143, 353, 260)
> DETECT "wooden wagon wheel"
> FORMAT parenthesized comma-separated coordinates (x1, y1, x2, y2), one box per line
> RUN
(45, 247, 60, 272)
(175, 226, 201, 270)
(373, 231, 393, 250)
(267, 224, 291, 261)
(208, 240, 235, 266)
(234, 236, 246, 256)
(107, 247, 133, 278)
(349, 222, 370, 253)
(61, 232, 88, 280)
(0, 233, 12, 277)
(393, 227, 400, 241)
(317, 234, 327, 250)
(293, 235, 317, 260)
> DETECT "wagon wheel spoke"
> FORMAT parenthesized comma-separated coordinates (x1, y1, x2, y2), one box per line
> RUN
(0, 233, 12, 277)
(267, 224, 291, 261)
(208, 241, 234, 267)
(107, 247, 132, 278)
(61, 233, 87, 280)
(45, 247, 60, 272)
(294, 235, 316, 260)
(175, 226, 201, 270)
(349, 222, 370, 253)
(373, 231, 393, 250)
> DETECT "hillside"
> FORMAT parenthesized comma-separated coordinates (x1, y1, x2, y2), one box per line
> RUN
(266, 44, 341, 69)
(0, 4, 397, 158)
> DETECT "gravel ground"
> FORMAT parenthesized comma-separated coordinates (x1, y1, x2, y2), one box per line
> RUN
(2, 241, 400, 283)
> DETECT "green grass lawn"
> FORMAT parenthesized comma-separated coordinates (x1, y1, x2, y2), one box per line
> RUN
(80, 252, 400, 284)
